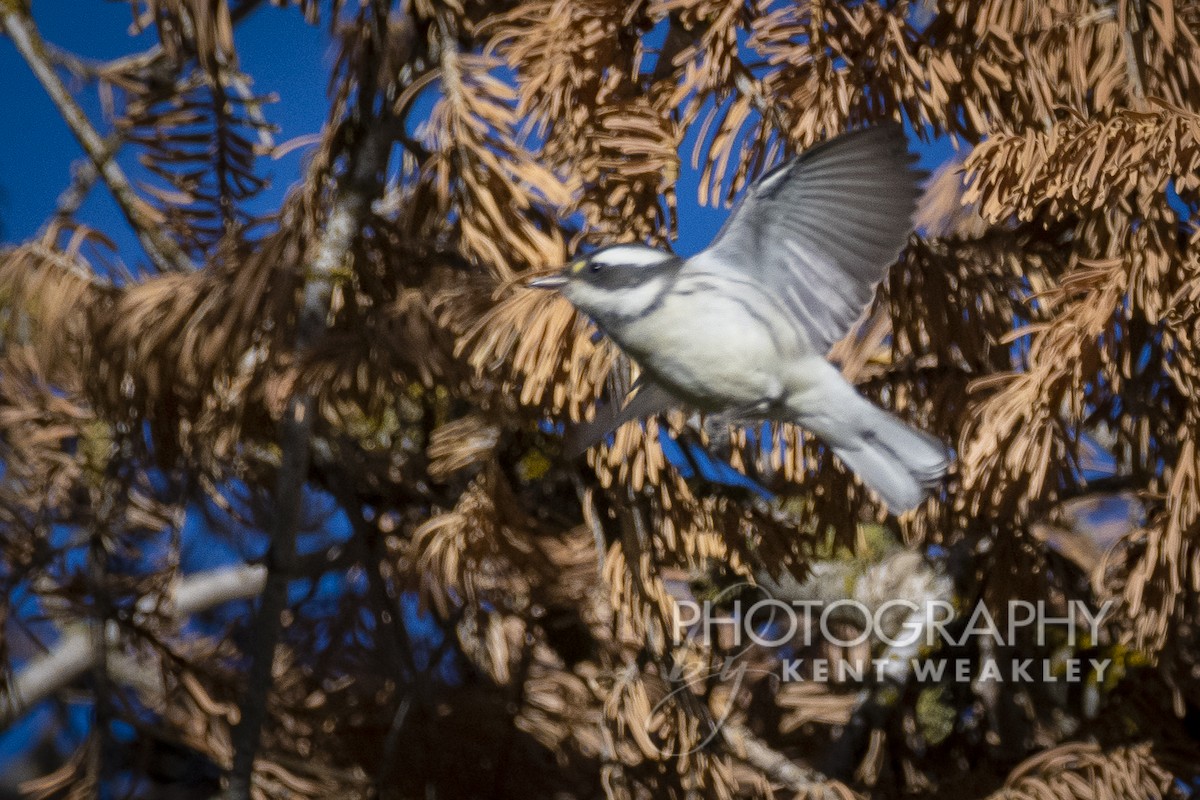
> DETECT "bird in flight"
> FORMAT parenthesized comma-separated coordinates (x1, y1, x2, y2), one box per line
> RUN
(529, 124, 947, 512)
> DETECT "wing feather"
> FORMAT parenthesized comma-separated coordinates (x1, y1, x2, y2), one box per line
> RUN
(685, 124, 922, 353)
(562, 380, 678, 458)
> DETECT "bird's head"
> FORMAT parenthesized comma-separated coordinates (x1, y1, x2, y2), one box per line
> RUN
(526, 243, 679, 323)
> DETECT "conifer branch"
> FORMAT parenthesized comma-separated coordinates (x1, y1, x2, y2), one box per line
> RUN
(222, 8, 399, 793)
(1, 4, 194, 272)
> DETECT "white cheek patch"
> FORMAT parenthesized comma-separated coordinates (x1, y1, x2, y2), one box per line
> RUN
(618, 278, 667, 313)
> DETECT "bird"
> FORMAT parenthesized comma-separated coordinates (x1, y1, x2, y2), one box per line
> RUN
(527, 123, 947, 512)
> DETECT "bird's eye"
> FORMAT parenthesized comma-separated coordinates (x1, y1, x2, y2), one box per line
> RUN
(589, 262, 601, 273)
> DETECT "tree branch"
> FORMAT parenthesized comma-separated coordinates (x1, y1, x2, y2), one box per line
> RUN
(222, 45, 397, 800)
(0, 4, 194, 272)
(0, 565, 267, 728)
(721, 723, 842, 798)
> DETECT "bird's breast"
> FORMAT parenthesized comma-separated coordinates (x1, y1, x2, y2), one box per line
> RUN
(611, 287, 805, 409)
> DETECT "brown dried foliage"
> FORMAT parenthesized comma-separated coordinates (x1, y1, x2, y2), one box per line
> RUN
(4, 0, 1200, 799)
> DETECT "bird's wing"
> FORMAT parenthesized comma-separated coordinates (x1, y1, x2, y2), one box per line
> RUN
(562, 380, 678, 458)
(683, 123, 923, 355)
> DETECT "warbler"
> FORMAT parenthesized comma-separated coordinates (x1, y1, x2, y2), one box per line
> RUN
(529, 124, 947, 511)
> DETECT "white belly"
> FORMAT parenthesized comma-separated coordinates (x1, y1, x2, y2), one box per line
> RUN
(614, 290, 810, 410)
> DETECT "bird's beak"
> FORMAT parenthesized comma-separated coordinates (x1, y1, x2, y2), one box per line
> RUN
(526, 269, 569, 290)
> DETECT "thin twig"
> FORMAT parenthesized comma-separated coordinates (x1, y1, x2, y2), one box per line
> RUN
(40, 0, 265, 82)
(571, 473, 607, 580)
(0, 6, 194, 272)
(54, 133, 122, 219)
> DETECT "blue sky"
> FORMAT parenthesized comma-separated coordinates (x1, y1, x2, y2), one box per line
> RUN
(0, 2, 954, 264)
(0, 1, 328, 256)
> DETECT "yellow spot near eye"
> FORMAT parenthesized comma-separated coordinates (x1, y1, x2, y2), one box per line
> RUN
(571, 260, 585, 274)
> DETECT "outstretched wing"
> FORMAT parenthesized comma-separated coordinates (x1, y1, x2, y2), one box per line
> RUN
(684, 124, 922, 355)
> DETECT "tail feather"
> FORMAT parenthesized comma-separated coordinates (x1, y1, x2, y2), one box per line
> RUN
(829, 405, 947, 512)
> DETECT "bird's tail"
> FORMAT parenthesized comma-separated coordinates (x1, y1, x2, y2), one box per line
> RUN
(828, 404, 947, 512)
